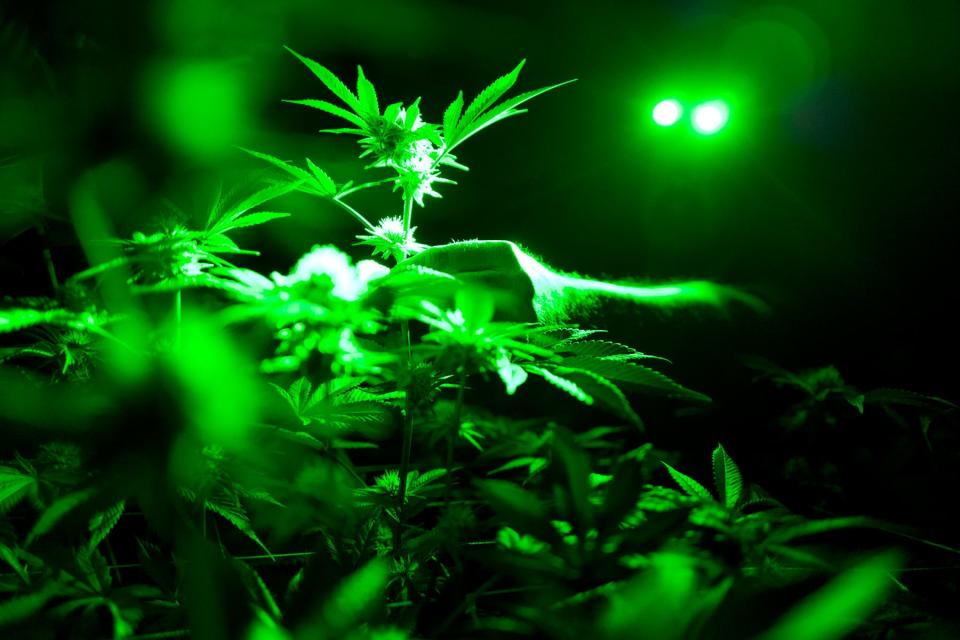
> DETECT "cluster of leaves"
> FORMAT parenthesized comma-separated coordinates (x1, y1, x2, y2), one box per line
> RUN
(1, 49, 958, 640)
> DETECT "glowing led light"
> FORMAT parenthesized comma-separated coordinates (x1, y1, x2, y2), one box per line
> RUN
(692, 100, 730, 135)
(652, 99, 683, 126)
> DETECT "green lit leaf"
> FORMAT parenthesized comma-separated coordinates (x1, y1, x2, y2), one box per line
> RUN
(204, 492, 273, 558)
(88, 500, 125, 550)
(711, 444, 743, 509)
(356, 66, 379, 118)
(223, 211, 291, 231)
(285, 47, 362, 115)
(283, 98, 367, 128)
(525, 365, 593, 405)
(556, 357, 709, 403)
(240, 148, 313, 185)
(560, 339, 668, 362)
(305, 158, 337, 195)
(443, 90, 464, 144)
(662, 463, 712, 500)
(553, 366, 641, 426)
(447, 79, 577, 153)
(460, 60, 526, 134)
(0, 465, 37, 515)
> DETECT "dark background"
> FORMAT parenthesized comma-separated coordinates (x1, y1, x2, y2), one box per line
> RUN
(2, 1, 959, 526)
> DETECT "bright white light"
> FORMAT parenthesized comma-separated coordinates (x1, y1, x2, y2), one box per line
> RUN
(652, 99, 683, 126)
(692, 100, 730, 135)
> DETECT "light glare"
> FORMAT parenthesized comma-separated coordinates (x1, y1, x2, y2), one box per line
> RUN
(652, 99, 682, 126)
(692, 100, 730, 135)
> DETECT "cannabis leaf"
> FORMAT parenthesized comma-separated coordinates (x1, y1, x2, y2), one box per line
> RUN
(442, 61, 576, 155)
(240, 148, 337, 198)
(711, 444, 743, 509)
(285, 47, 362, 114)
(662, 463, 712, 500)
(0, 464, 38, 514)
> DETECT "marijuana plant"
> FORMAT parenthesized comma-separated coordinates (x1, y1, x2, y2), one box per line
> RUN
(0, 48, 956, 640)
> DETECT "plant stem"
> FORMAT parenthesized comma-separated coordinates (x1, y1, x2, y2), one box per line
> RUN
(394, 193, 416, 556)
(401, 188, 415, 239)
(336, 176, 398, 199)
(35, 219, 59, 294)
(395, 318, 414, 556)
(173, 289, 182, 348)
(331, 196, 377, 234)
(445, 366, 467, 503)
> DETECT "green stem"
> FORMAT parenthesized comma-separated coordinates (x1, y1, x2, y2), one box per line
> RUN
(445, 366, 467, 503)
(331, 196, 377, 233)
(173, 289, 182, 348)
(336, 176, 398, 199)
(395, 319, 414, 556)
(394, 193, 416, 556)
(34, 220, 59, 294)
(401, 189, 414, 239)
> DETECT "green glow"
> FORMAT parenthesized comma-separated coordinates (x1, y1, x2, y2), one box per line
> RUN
(143, 60, 251, 160)
(652, 99, 682, 126)
(692, 100, 730, 135)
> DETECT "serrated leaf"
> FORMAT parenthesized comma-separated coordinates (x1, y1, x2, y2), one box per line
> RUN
(557, 357, 709, 402)
(204, 492, 273, 558)
(89, 500, 125, 549)
(222, 211, 291, 231)
(0, 465, 37, 515)
(355, 66, 379, 119)
(561, 340, 667, 362)
(303, 401, 394, 438)
(241, 148, 313, 185)
(554, 367, 641, 426)
(204, 233, 241, 252)
(447, 79, 576, 153)
(305, 158, 337, 195)
(283, 99, 367, 128)
(208, 180, 298, 233)
(711, 445, 743, 509)
(285, 47, 362, 115)
(460, 60, 526, 133)
(662, 463, 712, 500)
(241, 148, 336, 198)
(525, 365, 593, 405)
(442, 90, 464, 143)
(410, 468, 448, 493)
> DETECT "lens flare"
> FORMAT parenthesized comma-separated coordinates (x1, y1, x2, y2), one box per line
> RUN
(652, 99, 683, 126)
(692, 100, 730, 135)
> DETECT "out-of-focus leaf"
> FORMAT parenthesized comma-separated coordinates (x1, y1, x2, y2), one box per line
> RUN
(759, 553, 902, 640)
